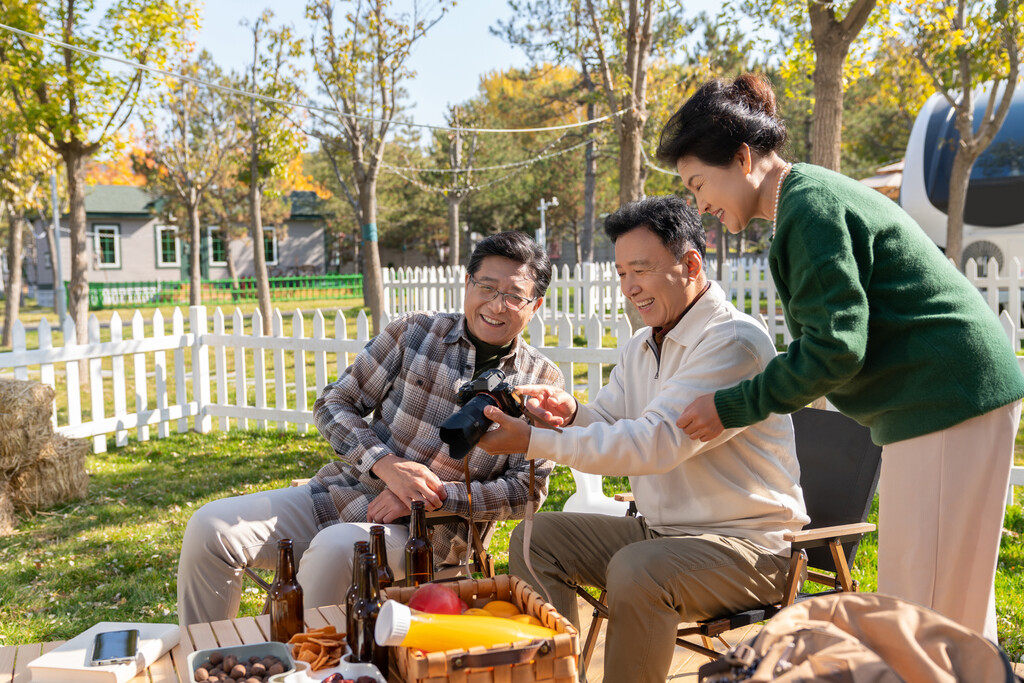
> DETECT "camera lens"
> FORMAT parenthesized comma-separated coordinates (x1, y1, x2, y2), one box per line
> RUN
(439, 394, 500, 460)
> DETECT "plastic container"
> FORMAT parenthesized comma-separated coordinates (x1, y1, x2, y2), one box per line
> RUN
(187, 641, 305, 682)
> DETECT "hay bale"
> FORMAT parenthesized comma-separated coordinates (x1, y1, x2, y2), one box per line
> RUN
(10, 434, 89, 512)
(0, 483, 15, 536)
(0, 379, 56, 472)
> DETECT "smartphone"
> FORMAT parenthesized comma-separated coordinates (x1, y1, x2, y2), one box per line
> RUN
(90, 629, 139, 666)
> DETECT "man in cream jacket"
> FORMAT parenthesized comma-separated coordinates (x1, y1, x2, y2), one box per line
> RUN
(478, 195, 808, 683)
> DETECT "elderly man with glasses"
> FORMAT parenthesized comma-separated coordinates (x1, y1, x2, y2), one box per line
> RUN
(177, 231, 564, 627)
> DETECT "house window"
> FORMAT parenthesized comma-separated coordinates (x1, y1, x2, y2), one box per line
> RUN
(93, 224, 120, 269)
(264, 227, 278, 265)
(208, 227, 228, 266)
(156, 225, 180, 267)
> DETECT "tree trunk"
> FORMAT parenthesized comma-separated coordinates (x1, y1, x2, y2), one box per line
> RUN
(226, 246, 239, 288)
(2, 214, 24, 347)
(582, 110, 597, 263)
(65, 151, 89, 344)
(618, 108, 647, 205)
(188, 201, 202, 306)
(447, 198, 461, 266)
(810, 43, 846, 171)
(359, 177, 385, 333)
(249, 165, 272, 335)
(945, 151, 975, 270)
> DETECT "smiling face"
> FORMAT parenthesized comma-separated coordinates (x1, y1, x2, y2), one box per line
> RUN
(614, 226, 702, 329)
(676, 151, 760, 234)
(463, 255, 543, 346)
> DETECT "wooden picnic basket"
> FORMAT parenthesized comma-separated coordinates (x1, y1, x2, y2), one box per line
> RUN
(381, 574, 579, 683)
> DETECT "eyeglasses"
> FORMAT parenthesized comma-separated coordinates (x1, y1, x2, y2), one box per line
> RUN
(468, 275, 537, 311)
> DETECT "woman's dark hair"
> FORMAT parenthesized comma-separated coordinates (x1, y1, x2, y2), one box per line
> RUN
(656, 73, 788, 167)
(467, 230, 552, 298)
(603, 195, 705, 260)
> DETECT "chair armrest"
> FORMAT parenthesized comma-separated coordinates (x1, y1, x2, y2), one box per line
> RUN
(783, 522, 876, 543)
(613, 492, 635, 503)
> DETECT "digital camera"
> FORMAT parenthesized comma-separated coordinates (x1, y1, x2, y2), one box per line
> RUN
(439, 368, 523, 460)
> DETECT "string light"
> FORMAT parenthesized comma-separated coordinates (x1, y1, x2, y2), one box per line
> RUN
(0, 21, 628, 135)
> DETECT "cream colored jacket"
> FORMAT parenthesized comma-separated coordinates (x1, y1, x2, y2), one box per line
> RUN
(528, 281, 809, 554)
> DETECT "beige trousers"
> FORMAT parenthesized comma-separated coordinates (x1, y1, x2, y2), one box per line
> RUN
(878, 401, 1020, 641)
(176, 485, 409, 627)
(509, 512, 789, 683)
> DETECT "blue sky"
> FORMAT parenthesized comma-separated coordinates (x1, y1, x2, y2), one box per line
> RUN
(192, 1, 722, 130)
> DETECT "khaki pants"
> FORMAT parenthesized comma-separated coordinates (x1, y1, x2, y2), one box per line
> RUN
(878, 401, 1020, 641)
(176, 485, 410, 627)
(509, 512, 789, 683)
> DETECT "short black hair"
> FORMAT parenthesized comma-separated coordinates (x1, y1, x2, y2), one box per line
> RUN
(603, 195, 705, 260)
(467, 231, 552, 298)
(657, 73, 788, 167)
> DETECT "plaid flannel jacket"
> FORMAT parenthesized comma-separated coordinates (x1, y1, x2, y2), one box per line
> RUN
(311, 312, 564, 568)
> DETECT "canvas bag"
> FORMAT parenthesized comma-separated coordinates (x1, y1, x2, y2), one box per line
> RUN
(698, 592, 1020, 683)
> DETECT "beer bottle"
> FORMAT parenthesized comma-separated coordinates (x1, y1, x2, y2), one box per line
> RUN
(352, 553, 387, 672)
(268, 538, 304, 642)
(404, 500, 434, 587)
(370, 525, 395, 591)
(345, 540, 371, 654)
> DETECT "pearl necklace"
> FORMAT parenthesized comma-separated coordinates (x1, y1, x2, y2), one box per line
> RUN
(772, 162, 793, 236)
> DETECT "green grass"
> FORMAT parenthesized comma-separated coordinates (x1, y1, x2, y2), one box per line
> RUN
(1, 427, 1022, 664)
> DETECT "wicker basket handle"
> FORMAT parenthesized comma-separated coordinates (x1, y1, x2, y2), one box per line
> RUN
(449, 639, 553, 670)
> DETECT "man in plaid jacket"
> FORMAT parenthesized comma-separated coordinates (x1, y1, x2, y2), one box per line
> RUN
(177, 231, 563, 627)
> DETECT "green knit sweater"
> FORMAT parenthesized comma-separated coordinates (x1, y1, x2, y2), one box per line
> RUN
(715, 163, 1024, 445)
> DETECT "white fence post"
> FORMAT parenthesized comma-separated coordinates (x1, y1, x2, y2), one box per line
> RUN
(190, 306, 212, 434)
(88, 315, 106, 453)
(212, 308, 228, 433)
(109, 312, 128, 447)
(132, 311, 150, 442)
(172, 309, 188, 434)
(252, 309, 267, 431)
(233, 307, 249, 432)
(37, 318, 56, 429)
(293, 310, 308, 435)
(272, 309, 287, 432)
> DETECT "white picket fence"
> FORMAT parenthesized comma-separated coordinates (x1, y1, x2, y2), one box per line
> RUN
(2, 256, 1023, 507)
(0, 305, 629, 454)
(384, 259, 794, 345)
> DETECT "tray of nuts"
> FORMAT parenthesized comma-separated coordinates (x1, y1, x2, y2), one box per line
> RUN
(187, 641, 304, 682)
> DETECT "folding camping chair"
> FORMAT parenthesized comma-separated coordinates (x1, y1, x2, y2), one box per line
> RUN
(575, 407, 883, 668)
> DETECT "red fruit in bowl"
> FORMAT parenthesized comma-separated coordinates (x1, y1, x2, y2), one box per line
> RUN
(407, 583, 467, 615)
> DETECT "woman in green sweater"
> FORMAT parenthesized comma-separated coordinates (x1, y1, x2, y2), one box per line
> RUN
(661, 73, 1024, 640)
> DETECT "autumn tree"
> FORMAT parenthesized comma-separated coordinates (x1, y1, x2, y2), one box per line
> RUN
(742, 0, 884, 171)
(237, 11, 306, 333)
(1, 94, 55, 346)
(307, 0, 449, 334)
(135, 50, 240, 305)
(899, 0, 1022, 267)
(0, 0, 196, 345)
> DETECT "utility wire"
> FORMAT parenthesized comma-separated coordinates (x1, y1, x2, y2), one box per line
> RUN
(0, 21, 628, 135)
(382, 137, 595, 174)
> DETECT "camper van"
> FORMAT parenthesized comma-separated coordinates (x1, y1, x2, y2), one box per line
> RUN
(900, 81, 1024, 274)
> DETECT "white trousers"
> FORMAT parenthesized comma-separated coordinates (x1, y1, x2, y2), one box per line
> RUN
(176, 485, 409, 627)
(878, 401, 1020, 640)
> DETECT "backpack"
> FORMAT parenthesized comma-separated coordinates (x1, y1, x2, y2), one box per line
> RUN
(698, 592, 1021, 683)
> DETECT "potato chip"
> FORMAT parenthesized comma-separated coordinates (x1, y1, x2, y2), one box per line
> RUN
(287, 625, 348, 671)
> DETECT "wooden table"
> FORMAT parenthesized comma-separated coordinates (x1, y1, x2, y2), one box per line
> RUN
(0, 605, 347, 683)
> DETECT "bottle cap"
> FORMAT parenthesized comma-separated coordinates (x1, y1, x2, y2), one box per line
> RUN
(375, 600, 412, 646)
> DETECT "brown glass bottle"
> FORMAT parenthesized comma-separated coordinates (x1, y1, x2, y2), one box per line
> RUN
(345, 540, 371, 654)
(268, 538, 304, 642)
(369, 525, 395, 591)
(404, 500, 434, 587)
(351, 553, 387, 672)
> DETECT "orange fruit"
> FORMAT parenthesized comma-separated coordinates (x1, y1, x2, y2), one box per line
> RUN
(462, 607, 492, 617)
(482, 600, 521, 618)
(509, 613, 543, 627)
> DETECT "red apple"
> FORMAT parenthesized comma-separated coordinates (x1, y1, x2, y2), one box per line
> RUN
(407, 583, 467, 615)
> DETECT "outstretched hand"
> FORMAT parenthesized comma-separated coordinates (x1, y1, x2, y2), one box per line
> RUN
(513, 384, 577, 426)
(676, 393, 725, 442)
(477, 405, 533, 456)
